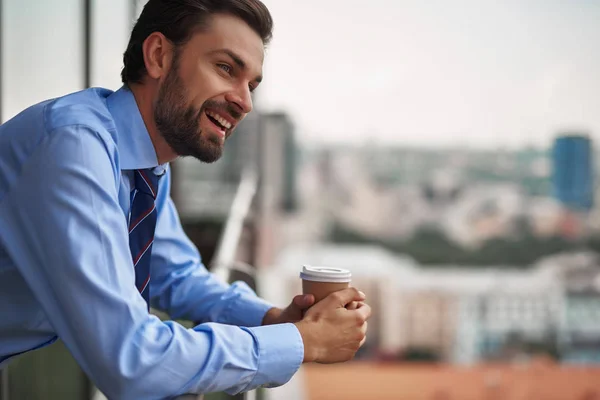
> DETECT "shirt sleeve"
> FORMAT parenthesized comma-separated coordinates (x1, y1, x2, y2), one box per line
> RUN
(149, 168, 275, 327)
(0, 125, 303, 399)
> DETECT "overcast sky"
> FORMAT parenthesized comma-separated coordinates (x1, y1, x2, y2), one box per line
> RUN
(259, 0, 600, 149)
(3, 0, 598, 150)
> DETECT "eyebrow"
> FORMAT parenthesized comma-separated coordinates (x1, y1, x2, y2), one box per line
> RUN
(208, 48, 262, 83)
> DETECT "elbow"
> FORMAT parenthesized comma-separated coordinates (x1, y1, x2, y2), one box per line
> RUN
(97, 370, 187, 400)
(91, 345, 185, 399)
(95, 371, 158, 400)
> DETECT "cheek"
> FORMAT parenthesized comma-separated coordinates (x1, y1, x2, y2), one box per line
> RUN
(191, 67, 233, 104)
(185, 64, 216, 92)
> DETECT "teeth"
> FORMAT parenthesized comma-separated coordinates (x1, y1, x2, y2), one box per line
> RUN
(207, 111, 232, 129)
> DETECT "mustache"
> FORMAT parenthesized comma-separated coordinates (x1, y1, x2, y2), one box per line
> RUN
(201, 100, 242, 122)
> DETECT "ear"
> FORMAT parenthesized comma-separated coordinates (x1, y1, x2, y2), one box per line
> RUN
(142, 32, 174, 80)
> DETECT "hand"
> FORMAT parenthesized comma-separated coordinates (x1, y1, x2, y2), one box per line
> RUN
(346, 301, 363, 310)
(294, 288, 371, 364)
(262, 294, 316, 325)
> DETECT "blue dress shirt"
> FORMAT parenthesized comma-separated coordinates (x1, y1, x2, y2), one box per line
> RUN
(0, 87, 303, 399)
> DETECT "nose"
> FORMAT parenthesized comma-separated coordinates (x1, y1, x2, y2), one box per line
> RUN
(225, 85, 253, 115)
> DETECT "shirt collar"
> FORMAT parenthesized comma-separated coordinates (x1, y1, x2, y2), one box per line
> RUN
(106, 86, 159, 171)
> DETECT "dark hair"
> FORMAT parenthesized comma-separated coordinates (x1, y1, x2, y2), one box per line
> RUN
(121, 0, 273, 85)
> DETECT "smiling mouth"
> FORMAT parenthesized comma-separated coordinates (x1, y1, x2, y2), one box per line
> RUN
(205, 110, 232, 131)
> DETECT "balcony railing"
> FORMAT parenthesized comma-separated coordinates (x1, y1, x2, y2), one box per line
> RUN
(175, 169, 260, 400)
(0, 368, 8, 400)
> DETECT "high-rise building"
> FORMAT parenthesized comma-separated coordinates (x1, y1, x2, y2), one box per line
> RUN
(551, 133, 594, 211)
(258, 112, 298, 213)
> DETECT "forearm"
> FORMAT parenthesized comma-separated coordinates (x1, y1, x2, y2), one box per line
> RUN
(152, 265, 274, 326)
(150, 194, 274, 326)
(88, 319, 304, 397)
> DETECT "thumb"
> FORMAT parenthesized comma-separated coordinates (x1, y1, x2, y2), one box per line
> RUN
(293, 294, 315, 308)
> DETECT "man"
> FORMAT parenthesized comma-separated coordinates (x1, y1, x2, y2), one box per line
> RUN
(0, 0, 371, 398)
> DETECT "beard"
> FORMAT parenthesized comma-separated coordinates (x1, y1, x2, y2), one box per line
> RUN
(153, 58, 225, 163)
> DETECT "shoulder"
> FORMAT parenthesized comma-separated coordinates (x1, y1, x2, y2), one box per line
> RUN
(0, 89, 122, 196)
(44, 88, 117, 142)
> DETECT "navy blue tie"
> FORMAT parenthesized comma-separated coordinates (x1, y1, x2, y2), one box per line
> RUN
(129, 169, 160, 310)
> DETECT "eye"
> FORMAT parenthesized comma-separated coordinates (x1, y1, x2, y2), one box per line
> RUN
(217, 63, 232, 74)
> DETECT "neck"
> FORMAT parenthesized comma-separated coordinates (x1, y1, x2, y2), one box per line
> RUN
(128, 83, 178, 165)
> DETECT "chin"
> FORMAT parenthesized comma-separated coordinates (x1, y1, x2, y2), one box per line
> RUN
(194, 142, 224, 163)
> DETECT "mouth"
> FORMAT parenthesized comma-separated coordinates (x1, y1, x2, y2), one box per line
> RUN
(204, 109, 234, 138)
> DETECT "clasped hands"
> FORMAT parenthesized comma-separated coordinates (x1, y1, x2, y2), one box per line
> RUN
(262, 288, 371, 364)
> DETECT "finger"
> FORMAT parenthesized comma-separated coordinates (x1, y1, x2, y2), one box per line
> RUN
(346, 301, 359, 310)
(359, 323, 368, 346)
(321, 287, 365, 308)
(355, 303, 372, 322)
(293, 294, 315, 308)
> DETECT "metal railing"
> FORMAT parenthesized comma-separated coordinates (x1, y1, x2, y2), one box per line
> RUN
(0, 368, 8, 400)
(178, 169, 260, 400)
(206, 170, 260, 400)
(211, 169, 258, 284)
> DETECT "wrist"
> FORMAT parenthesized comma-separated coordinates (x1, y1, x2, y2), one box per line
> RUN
(294, 321, 318, 363)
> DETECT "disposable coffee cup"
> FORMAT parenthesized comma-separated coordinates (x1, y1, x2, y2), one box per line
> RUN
(300, 265, 352, 303)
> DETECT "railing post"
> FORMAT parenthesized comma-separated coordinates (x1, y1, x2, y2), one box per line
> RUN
(173, 172, 260, 400)
(0, 368, 9, 400)
(211, 169, 258, 282)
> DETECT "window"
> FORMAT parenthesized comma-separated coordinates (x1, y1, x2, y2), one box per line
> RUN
(1, 0, 84, 121)
(90, 0, 132, 89)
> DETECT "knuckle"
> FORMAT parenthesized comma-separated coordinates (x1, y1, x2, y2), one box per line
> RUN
(307, 309, 322, 322)
(355, 314, 366, 325)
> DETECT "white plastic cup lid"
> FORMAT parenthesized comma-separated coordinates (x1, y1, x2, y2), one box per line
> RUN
(300, 265, 352, 283)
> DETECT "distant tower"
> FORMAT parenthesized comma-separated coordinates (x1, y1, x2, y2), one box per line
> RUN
(259, 112, 298, 213)
(552, 133, 594, 211)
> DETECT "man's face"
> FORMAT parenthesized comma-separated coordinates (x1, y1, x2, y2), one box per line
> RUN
(154, 14, 264, 163)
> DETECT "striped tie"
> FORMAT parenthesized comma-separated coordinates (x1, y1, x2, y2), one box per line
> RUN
(129, 169, 161, 309)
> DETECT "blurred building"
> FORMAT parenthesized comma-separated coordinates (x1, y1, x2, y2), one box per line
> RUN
(265, 112, 298, 213)
(399, 291, 457, 359)
(253, 112, 299, 267)
(269, 243, 600, 365)
(539, 253, 600, 364)
(255, 111, 299, 215)
(552, 134, 595, 212)
(308, 144, 591, 247)
(398, 267, 561, 364)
